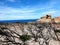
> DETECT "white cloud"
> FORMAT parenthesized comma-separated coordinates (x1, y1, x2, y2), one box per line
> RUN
(0, 6, 41, 20)
(42, 10, 56, 15)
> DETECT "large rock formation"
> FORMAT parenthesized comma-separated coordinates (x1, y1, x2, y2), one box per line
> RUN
(37, 14, 60, 24)
(0, 23, 60, 45)
(37, 15, 52, 23)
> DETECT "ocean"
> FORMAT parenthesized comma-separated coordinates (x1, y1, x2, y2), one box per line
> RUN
(0, 19, 38, 23)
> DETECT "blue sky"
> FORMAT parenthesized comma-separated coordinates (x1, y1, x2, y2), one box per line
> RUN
(0, 0, 60, 20)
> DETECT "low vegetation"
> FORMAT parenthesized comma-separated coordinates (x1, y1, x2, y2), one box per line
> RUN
(54, 29, 60, 33)
(20, 34, 31, 42)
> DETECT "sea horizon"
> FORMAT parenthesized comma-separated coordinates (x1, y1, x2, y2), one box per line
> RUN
(0, 19, 38, 23)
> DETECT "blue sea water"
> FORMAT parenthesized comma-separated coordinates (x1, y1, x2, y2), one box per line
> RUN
(0, 19, 38, 23)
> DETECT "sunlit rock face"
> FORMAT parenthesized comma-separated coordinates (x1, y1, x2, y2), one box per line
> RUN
(37, 15, 52, 23)
(0, 23, 60, 45)
(37, 15, 60, 24)
(54, 16, 60, 23)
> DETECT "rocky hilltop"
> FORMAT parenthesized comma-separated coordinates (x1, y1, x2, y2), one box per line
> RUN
(0, 22, 60, 45)
(37, 15, 60, 29)
(37, 14, 60, 23)
(37, 15, 52, 23)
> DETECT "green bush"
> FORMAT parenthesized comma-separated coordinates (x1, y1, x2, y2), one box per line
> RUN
(54, 29, 60, 33)
(20, 34, 31, 42)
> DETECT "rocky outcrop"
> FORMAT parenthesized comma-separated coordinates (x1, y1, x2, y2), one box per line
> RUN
(54, 17, 60, 23)
(0, 23, 60, 45)
(37, 14, 60, 24)
(37, 15, 52, 23)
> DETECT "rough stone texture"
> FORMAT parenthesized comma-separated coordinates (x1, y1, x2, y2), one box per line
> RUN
(54, 16, 60, 23)
(37, 15, 60, 24)
(37, 15, 52, 23)
(49, 39, 60, 45)
(0, 23, 60, 45)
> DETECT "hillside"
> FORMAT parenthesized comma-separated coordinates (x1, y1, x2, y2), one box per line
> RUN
(37, 15, 60, 29)
(0, 22, 60, 45)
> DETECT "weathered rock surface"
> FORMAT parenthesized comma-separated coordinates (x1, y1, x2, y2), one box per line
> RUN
(54, 16, 60, 23)
(37, 14, 60, 24)
(0, 23, 60, 45)
(37, 15, 52, 23)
